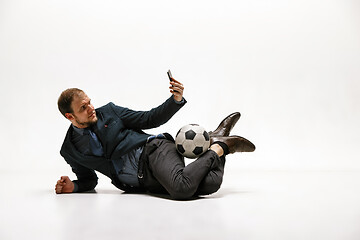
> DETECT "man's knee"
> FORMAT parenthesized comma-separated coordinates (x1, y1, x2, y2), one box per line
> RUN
(196, 177, 223, 196)
(169, 180, 197, 200)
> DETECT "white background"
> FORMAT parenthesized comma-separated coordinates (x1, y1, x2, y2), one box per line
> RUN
(1, 1, 360, 240)
(1, 0, 359, 173)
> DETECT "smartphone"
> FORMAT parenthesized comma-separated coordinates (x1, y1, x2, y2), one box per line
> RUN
(167, 70, 173, 81)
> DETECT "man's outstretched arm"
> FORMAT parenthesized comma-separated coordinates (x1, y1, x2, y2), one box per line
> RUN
(111, 78, 186, 130)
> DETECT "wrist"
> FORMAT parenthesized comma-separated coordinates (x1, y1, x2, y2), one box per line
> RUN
(72, 182, 78, 192)
(173, 96, 183, 103)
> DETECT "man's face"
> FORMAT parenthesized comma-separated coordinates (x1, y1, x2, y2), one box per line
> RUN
(65, 92, 97, 128)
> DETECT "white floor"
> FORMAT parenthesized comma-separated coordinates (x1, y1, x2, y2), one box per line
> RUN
(1, 167, 360, 240)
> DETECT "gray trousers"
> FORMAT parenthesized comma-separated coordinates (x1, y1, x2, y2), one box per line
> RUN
(140, 139, 225, 200)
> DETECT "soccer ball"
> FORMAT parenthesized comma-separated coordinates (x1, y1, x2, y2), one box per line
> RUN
(175, 124, 210, 159)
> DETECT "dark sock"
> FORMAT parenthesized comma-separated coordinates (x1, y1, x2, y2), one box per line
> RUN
(213, 141, 230, 155)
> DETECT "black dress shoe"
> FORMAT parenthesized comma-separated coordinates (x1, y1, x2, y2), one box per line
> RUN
(208, 112, 241, 137)
(210, 135, 256, 153)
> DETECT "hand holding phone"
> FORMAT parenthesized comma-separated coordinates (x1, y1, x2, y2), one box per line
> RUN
(166, 69, 184, 101)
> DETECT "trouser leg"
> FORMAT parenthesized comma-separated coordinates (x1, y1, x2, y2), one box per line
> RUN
(142, 139, 225, 200)
(195, 155, 225, 196)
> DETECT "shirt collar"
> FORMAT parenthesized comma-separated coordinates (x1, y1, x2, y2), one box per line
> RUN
(72, 125, 86, 135)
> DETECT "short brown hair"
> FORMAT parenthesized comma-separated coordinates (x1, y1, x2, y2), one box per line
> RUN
(58, 88, 84, 118)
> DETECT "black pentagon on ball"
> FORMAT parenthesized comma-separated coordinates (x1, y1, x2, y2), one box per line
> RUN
(193, 146, 204, 156)
(203, 131, 209, 141)
(177, 144, 186, 154)
(185, 130, 196, 140)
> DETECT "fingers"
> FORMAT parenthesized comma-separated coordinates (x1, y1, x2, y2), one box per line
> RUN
(55, 176, 70, 194)
(55, 181, 63, 194)
(169, 85, 184, 95)
(61, 176, 72, 185)
(170, 77, 182, 84)
(55, 179, 65, 193)
(61, 176, 70, 183)
(169, 79, 184, 93)
(55, 187, 62, 194)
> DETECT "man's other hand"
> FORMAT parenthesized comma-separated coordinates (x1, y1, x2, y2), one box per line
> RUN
(55, 176, 75, 194)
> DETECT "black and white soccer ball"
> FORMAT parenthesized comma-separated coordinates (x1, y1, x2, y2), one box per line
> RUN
(175, 124, 210, 159)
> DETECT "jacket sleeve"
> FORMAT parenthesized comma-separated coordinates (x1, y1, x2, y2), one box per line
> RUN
(64, 156, 98, 193)
(110, 95, 186, 130)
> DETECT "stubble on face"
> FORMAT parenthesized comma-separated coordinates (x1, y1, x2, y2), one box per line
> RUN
(73, 114, 98, 128)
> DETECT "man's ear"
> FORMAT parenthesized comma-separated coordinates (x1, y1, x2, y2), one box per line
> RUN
(65, 113, 74, 121)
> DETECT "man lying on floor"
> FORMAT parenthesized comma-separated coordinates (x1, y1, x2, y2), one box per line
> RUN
(55, 77, 255, 200)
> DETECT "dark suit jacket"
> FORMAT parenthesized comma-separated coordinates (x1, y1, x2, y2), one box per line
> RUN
(60, 96, 186, 192)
